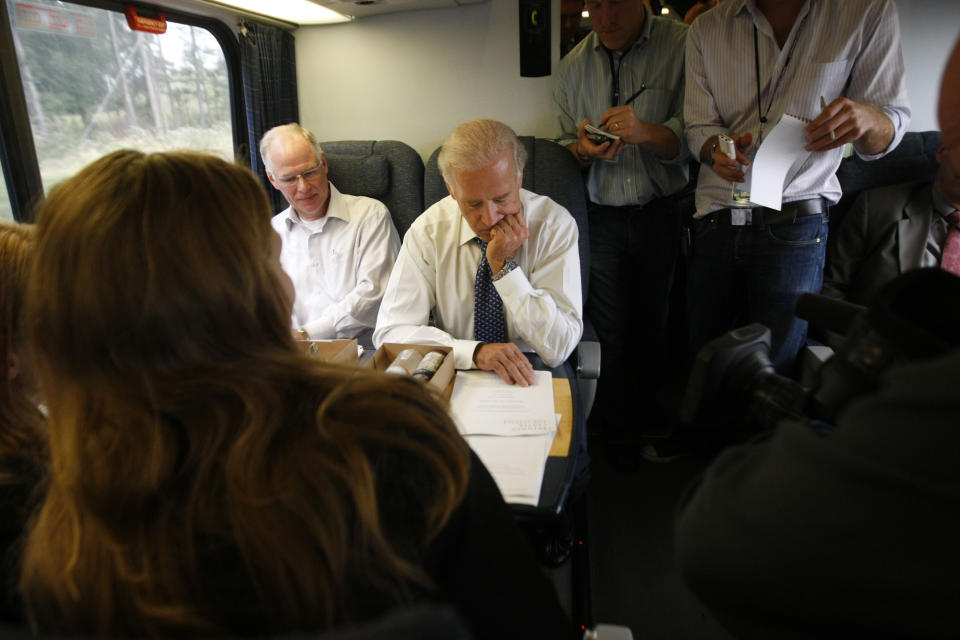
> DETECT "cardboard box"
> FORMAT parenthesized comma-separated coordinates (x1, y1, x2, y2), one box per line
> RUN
(297, 339, 360, 367)
(366, 343, 455, 393)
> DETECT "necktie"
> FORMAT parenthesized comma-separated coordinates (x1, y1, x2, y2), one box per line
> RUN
(473, 239, 508, 343)
(942, 211, 960, 276)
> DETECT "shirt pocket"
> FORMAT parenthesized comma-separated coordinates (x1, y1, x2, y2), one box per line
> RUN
(786, 59, 853, 120)
(635, 87, 676, 124)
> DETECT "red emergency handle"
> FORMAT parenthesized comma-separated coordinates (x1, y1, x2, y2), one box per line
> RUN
(125, 5, 166, 34)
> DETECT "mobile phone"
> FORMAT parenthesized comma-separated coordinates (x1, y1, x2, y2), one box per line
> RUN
(585, 123, 620, 144)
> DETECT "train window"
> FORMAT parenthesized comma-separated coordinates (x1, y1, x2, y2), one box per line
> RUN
(5, 0, 234, 205)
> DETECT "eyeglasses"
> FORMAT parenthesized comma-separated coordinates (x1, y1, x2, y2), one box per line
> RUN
(275, 165, 323, 186)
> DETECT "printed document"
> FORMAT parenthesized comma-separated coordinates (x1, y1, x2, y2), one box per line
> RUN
(465, 421, 557, 506)
(449, 370, 555, 436)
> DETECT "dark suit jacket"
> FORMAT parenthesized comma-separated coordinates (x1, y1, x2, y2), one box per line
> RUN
(822, 181, 935, 307)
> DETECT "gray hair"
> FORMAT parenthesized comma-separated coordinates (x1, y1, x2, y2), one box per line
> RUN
(438, 119, 527, 186)
(259, 123, 324, 176)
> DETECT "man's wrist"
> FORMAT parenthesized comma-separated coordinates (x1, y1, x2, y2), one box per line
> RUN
(492, 258, 518, 282)
(575, 143, 593, 165)
(472, 342, 486, 367)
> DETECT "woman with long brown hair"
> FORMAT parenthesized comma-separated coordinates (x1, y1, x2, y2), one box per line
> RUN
(0, 222, 45, 622)
(18, 150, 572, 638)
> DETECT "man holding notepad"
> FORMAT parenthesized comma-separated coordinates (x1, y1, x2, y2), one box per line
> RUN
(683, 0, 911, 375)
(553, 0, 689, 448)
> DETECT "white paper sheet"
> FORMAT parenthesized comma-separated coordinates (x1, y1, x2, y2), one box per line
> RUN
(449, 370, 555, 436)
(465, 432, 553, 506)
(742, 114, 812, 210)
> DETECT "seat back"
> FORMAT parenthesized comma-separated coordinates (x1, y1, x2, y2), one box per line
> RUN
(321, 140, 425, 240)
(424, 136, 590, 303)
(832, 130, 941, 229)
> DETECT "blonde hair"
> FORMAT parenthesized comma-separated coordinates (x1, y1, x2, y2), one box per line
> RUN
(438, 119, 527, 186)
(0, 222, 44, 484)
(20, 150, 470, 636)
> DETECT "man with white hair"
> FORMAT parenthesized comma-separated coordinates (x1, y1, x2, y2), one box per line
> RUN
(374, 119, 583, 386)
(260, 123, 400, 347)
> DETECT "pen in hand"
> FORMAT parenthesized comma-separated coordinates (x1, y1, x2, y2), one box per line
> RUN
(625, 83, 647, 105)
(820, 96, 836, 141)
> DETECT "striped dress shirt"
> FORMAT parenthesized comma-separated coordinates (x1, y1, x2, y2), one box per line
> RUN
(684, 0, 911, 217)
(554, 7, 689, 208)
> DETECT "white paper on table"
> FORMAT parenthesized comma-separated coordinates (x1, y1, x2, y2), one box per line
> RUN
(742, 114, 812, 210)
(462, 415, 560, 506)
(449, 370, 555, 436)
(466, 432, 554, 506)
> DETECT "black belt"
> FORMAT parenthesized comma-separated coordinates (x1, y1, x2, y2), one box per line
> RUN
(706, 197, 827, 226)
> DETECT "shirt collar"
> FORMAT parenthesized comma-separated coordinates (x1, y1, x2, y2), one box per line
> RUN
(281, 182, 350, 231)
(457, 211, 480, 247)
(737, 0, 813, 30)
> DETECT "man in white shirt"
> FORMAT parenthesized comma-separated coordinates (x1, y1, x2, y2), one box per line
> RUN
(374, 119, 583, 386)
(684, 0, 910, 374)
(260, 124, 400, 347)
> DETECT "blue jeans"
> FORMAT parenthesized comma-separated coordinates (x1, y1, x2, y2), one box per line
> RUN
(586, 198, 679, 433)
(686, 212, 829, 374)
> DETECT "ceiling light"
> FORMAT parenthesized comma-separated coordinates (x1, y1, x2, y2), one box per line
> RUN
(212, 0, 351, 25)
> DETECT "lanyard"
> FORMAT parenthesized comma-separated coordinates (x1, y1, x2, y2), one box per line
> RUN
(752, 13, 807, 144)
(605, 47, 625, 106)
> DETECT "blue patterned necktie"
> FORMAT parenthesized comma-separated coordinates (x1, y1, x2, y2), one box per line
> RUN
(473, 238, 508, 343)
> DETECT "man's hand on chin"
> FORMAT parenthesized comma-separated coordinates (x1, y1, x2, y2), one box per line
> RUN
(486, 211, 529, 273)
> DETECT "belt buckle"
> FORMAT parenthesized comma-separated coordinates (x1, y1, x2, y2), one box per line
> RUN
(730, 208, 752, 226)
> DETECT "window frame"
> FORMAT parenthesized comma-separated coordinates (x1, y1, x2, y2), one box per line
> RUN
(0, 0, 247, 222)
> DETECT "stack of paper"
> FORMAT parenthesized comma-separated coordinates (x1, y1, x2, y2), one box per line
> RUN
(448, 370, 556, 506)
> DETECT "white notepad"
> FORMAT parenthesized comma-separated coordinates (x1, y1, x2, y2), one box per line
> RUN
(741, 113, 813, 210)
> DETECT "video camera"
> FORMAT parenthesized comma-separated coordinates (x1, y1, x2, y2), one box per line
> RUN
(679, 268, 960, 438)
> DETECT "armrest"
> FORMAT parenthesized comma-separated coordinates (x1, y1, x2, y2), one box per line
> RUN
(575, 340, 601, 379)
(584, 624, 634, 640)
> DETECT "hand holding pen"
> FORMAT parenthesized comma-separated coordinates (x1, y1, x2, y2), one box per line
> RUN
(597, 83, 647, 144)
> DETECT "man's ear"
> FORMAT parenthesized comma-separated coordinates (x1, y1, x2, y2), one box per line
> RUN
(266, 170, 280, 190)
(444, 180, 455, 198)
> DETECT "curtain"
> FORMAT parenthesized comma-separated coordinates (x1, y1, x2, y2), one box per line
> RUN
(240, 22, 299, 213)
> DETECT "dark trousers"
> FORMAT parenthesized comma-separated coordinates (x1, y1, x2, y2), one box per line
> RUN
(586, 197, 680, 435)
(686, 212, 829, 374)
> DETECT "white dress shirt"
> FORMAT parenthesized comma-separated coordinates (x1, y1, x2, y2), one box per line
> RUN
(684, 0, 911, 216)
(272, 183, 400, 345)
(374, 189, 583, 370)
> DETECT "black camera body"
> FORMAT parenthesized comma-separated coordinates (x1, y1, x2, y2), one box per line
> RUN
(680, 268, 960, 437)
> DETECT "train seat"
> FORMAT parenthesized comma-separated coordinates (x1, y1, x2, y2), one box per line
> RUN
(320, 139, 425, 241)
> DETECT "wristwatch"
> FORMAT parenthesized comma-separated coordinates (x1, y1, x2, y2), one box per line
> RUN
(492, 259, 518, 282)
(707, 141, 718, 167)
